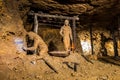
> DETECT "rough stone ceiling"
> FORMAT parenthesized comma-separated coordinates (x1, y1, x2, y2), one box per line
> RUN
(15, 0, 120, 26)
(27, 0, 120, 15)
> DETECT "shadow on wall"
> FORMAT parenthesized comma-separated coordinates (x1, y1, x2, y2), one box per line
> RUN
(38, 26, 64, 51)
(48, 41, 58, 51)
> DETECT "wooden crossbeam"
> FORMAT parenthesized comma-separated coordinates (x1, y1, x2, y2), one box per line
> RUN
(29, 12, 79, 20)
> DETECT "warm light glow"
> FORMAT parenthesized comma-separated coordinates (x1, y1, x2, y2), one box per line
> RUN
(81, 40, 91, 55)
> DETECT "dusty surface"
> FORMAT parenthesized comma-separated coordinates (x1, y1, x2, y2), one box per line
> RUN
(0, 35, 120, 80)
(0, 31, 120, 80)
(1, 48, 120, 80)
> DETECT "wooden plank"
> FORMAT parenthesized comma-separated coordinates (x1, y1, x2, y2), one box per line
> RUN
(42, 58, 58, 73)
(99, 56, 120, 66)
(36, 58, 58, 73)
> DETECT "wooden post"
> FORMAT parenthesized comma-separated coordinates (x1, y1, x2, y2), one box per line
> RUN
(90, 24, 94, 55)
(111, 29, 118, 57)
(34, 14, 38, 33)
(118, 16, 120, 39)
(72, 18, 76, 50)
(34, 14, 38, 54)
(109, 18, 118, 57)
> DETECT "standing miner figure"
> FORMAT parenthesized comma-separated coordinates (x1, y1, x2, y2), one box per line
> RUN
(60, 20, 73, 51)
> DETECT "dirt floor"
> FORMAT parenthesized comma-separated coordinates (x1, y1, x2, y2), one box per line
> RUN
(0, 25, 120, 80)
(0, 44, 120, 80)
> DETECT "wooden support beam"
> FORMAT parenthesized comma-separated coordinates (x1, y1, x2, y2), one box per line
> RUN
(112, 32, 118, 57)
(29, 12, 79, 20)
(72, 18, 77, 50)
(34, 14, 38, 33)
(110, 23, 118, 57)
(90, 24, 94, 55)
(36, 58, 58, 73)
(118, 16, 120, 39)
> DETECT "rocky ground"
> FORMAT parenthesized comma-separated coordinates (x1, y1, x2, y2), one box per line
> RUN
(0, 35, 120, 80)
(1, 47, 120, 80)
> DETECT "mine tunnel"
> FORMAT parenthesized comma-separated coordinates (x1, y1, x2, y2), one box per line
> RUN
(0, 0, 120, 80)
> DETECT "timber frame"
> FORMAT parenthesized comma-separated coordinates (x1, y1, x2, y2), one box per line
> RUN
(28, 11, 79, 50)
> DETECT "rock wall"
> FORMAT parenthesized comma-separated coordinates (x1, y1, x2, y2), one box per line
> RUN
(25, 23, 120, 57)
(0, 0, 26, 54)
(78, 25, 120, 57)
